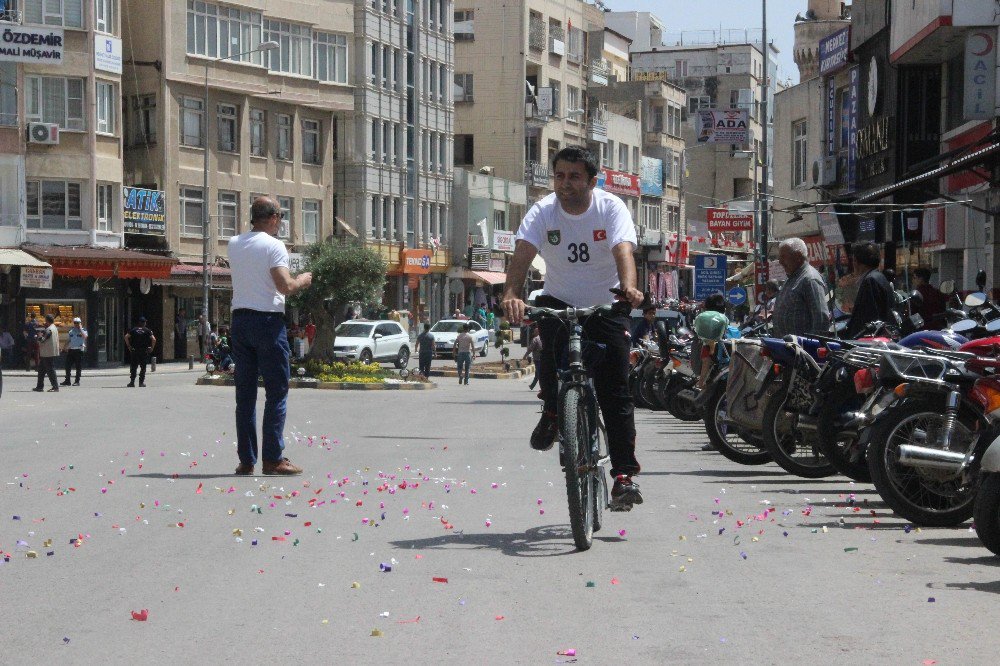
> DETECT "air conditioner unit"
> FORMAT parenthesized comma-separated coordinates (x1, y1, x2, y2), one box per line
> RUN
(27, 122, 59, 145)
(278, 219, 290, 239)
(811, 156, 836, 187)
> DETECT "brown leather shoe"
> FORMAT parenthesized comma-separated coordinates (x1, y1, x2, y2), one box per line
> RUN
(234, 462, 254, 475)
(262, 458, 303, 476)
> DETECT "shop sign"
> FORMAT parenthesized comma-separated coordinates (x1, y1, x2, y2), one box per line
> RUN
(964, 31, 996, 121)
(847, 66, 859, 191)
(492, 230, 514, 253)
(817, 204, 845, 245)
(801, 234, 830, 267)
(707, 208, 754, 232)
(400, 248, 432, 275)
(693, 255, 726, 300)
(468, 247, 490, 270)
(287, 252, 305, 273)
(597, 168, 640, 197)
(696, 109, 748, 144)
(827, 77, 836, 155)
(639, 157, 663, 196)
(94, 34, 122, 74)
(818, 27, 851, 76)
(123, 187, 165, 235)
(21, 266, 53, 289)
(0, 26, 64, 65)
(857, 115, 891, 180)
(488, 258, 504, 272)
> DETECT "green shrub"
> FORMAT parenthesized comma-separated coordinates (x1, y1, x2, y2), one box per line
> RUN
(295, 360, 390, 382)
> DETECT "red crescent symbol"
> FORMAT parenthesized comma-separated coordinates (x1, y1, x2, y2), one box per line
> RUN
(972, 32, 994, 57)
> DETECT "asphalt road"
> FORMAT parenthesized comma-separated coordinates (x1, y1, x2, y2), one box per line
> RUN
(1, 369, 998, 664)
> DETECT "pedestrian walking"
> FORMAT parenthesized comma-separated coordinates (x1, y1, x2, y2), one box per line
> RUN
(0, 326, 14, 367)
(60, 317, 87, 386)
(22, 315, 38, 371)
(454, 323, 475, 385)
(197, 314, 212, 358)
(33, 314, 60, 392)
(522, 324, 542, 390)
(125, 316, 156, 387)
(416, 322, 435, 378)
(229, 196, 312, 476)
(174, 307, 188, 360)
(771, 237, 830, 337)
(845, 241, 896, 339)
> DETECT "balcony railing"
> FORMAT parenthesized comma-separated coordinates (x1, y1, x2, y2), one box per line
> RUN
(589, 59, 610, 86)
(524, 160, 550, 188)
(528, 19, 545, 51)
(587, 119, 607, 143)
(0, 9, 22, 23)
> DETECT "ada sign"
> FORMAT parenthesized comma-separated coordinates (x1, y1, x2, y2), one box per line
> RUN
(694, 254, 727, 300)
(95, 34, 123, 74)
(727, 287, 747, 306)
(696, 109, 749, 144)
(493, 230, 514, 253)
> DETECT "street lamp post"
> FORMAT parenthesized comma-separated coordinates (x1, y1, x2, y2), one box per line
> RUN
(201, 41, 279, 325)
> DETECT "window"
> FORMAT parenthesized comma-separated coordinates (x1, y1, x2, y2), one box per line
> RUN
(632, 147, 639, 173)
(454, 134, 473, 165)
(249, 108, 265, 156)
(454, 73, 473, 102)
(264, 19, 312, 76)
(277, 196, 291, 239)
(132, 94, 156, 144)
(370, 195, 380, 238)
(381, 196, 391, 239)
(96, 183, 115, 231)
(26, 0, 83, 27)
(217, 103, 238, 152)
(641, 203, 661, 232)
(26, 181, 82, 230)
(548, 79, 560, 117)
(180, 96, 204, 147)
(0, 62, 16, 127)
(675, 60, 688, 77)
(689, 95, 712, 113)
(493, 209, 506, 231)
(568, 26, 584, 60)
(672, 154, 681, 186)
(95, 0, 116, 33)
(314, 32, 348, 83)
(186, 1, 264, 65)
(454, 9, 473, 41)
(650, 105, 663, 132)
(438, 64, 447, 103)
(604, 140, 613, 168)
(618, 143, 628, 171)
(96, 81, 116, 134)
(792, 119, 808, 187)
(381, 121, 390, 163)
(439, 134, 446, 173)
(370, 43, 379, 86)
(25, 76, 85, 130)
(302, 119, 321, 164)
(217, 190, 238, 238)
(566, 85, 580, 117)
(276, 113, 292, 160)
(302, 200, 319, 243)
(370, 119, 380, 161)
(180, 187, 204, 235)
(428, 61, 437, 100)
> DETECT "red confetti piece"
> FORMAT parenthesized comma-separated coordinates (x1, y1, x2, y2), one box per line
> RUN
(304, 521, 312, 527)
(610, 577, 620, 585)
(494, 615, 505, 621)
(272, 536, 286, 541)
(432, 577, 448, 583)
(130, 609, 148, 621)
(195, 483, 203, 494)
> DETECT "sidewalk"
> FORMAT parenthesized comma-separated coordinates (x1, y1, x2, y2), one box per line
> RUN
(3, 362, 202, 378)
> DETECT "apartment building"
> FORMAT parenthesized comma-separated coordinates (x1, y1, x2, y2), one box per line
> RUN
(337, 0, 455, 323)
(0, 0, 179, 365)
(121, 0, 354, 358)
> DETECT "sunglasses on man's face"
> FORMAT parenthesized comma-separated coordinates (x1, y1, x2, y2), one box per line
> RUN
(272, 211, 285, 219)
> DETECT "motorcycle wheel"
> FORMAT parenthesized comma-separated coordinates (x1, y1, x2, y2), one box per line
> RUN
(663, 378, 703, 421)
(629, 371, 651, 409)
(703, 382, 772, 466)
(867, 399, 978, 527)
(815, 387, 872, 482)
(974, 473, 1000, 557)
(639, 365, 665, 411)
(762, 386, 837, 478)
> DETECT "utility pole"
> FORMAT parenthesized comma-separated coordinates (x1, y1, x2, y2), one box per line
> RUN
(756, 0, 770, 301)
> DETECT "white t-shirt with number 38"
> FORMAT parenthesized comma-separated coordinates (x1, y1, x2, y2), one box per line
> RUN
(516, 188, 637, 308)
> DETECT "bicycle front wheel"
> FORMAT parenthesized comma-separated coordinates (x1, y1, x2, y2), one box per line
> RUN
(560, 385, 594, 551)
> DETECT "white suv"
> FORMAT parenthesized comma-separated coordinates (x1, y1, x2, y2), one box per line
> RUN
(332, 320, 411, 368)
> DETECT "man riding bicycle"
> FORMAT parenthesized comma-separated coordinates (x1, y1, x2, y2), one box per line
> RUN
(502, 146, 645, 511)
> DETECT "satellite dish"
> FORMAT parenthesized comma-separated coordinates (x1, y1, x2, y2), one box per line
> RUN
(139, 277, 152, 295)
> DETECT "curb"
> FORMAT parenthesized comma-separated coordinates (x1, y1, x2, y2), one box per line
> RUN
(430, 365, 535, 380)
(196, 376, 436, 390)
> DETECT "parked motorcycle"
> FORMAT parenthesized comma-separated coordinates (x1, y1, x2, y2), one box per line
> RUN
(974, 432, 1000, 556)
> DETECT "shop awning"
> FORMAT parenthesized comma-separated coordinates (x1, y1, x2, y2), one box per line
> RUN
(465, 269, 507, 285)
(155, 263, 233, 287)
(21, 245, 177, 279)
(0, 248, 51, 268)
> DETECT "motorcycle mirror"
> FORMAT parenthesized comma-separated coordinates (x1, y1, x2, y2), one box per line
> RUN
(987, 319, 1000, 333)
(965, 292, 988, 307)
(677, 327, 692, 337)
(939, 279, 955, 294)
(952, 319, 977, 333)
(908, 290, 924, 310)
(977, 269, 987, 289)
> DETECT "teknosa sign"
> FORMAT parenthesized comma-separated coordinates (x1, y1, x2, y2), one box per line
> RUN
(706, 208, 754, 232)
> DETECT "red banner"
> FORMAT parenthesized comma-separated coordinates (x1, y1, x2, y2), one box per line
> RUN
(802, 234, 831, 267)
(599, 168, 641, 197)
(707, 208, 754, 232)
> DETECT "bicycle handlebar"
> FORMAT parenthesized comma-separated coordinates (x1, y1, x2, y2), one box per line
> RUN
(526, 301, 630, 322)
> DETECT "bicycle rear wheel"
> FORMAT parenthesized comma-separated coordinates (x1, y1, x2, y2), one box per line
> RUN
(560, 385, 594, 551)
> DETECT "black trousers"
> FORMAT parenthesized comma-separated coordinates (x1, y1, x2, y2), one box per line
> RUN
(130, 351, 149, 384)
(174, 334, 187, 360)
(64, 349, 83, 383)
(35, 356, 58, 389)
(418, 354, 433, 376)
(535, 295, 639, 478)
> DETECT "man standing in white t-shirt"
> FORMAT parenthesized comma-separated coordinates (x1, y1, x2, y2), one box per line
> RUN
(502, 146, 646, 511)
(228, 196, 312, 476)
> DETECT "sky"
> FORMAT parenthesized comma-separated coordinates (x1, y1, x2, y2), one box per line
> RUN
(606, 0, 808, 85)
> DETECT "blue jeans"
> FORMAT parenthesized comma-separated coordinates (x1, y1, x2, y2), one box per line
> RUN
(456, 351, 472, 383)
(231, 311, 289, 465)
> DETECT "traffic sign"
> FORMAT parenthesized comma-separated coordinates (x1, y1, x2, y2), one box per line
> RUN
(694, 254, 727, 300)
(727, 287, 747, 306)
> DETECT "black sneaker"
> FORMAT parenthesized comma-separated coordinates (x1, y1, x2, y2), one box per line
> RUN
(610, 475, 643, 512)
(127, 382, 135, 387)
(60, 381, 71, 386)
(530, 412, 559, 451)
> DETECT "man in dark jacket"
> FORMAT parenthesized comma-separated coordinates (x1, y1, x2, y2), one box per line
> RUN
(845, 242, 895, 339)
(913, 267, 946, 329)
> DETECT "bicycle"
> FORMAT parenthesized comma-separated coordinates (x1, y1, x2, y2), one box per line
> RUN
(526, 299, 631, 551)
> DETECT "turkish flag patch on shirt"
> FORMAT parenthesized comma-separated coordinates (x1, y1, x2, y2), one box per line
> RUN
(593, 229, 607, 242)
